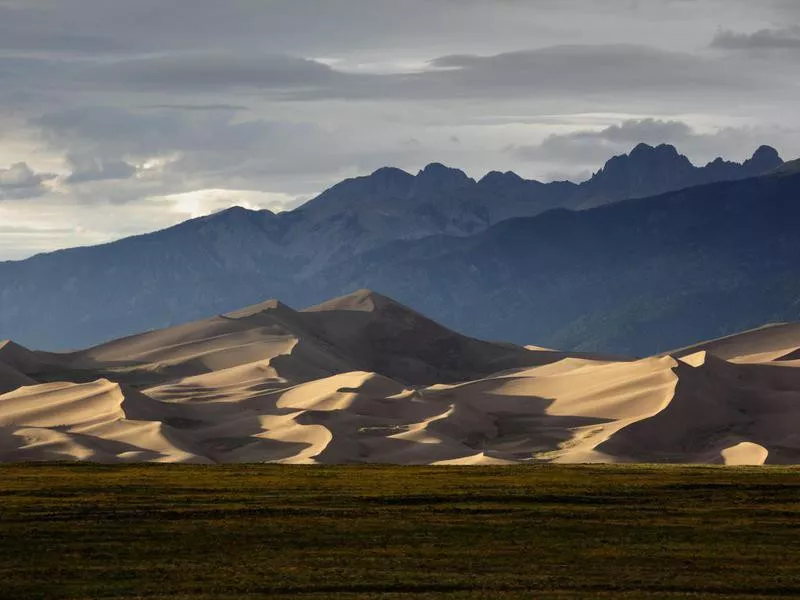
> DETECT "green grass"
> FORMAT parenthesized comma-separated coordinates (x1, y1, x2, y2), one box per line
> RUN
(3, 464, 800, 599)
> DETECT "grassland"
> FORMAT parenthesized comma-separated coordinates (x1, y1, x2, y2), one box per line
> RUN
(2, 464, 800, 599)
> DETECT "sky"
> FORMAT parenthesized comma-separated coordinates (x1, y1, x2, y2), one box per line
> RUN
(0, 0, 799, 260)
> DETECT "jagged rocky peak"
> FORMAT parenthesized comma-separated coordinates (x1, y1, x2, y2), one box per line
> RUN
(592, 143, 694, 181)
(701, 146, 782, 178)
(353, 166, 416, 197)
(298, 166, 414, 211)
(477, 170, 526, 186)
(368, 166, 415, 185)
(573, 143, 699, 204)
(411, 162, 474, 194)
(631, 141, 672, 155)
(744, 145, 782, 171)
(627, 143, 691, 164)
(706, 156, 730, 166)
(336, 166, 414, 192)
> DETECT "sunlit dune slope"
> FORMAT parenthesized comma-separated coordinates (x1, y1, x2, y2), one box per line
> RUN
(2, 290, 800, 465)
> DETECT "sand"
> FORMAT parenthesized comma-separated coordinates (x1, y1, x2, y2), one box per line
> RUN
(2, 289, 800, 464)
(670, 323, 800, 363)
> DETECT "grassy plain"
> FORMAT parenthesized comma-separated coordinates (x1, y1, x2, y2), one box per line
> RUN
(2, 464, 800, 599)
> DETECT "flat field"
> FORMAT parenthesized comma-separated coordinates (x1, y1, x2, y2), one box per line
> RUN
(2, 464, 800, 599)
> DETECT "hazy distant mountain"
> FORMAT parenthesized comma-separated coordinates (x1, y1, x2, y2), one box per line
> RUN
(0, 144, 788, 351)
(774, 158, 800, 175)
(575, 143, 783, 207)
(281, 162, 576, 272)
(313, 170, 800, 355)
(282, 144, 783, 263)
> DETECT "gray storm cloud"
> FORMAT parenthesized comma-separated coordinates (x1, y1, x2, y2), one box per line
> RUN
(712, 26, 800, 50)
(0, 162, 55, 199)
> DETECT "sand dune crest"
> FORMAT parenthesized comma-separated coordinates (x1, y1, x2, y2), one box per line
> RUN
(3, 290, 800, 464)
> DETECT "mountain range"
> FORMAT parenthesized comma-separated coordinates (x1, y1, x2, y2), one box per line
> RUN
(0, 142, 791, 355)
(2, 289, 800, 465)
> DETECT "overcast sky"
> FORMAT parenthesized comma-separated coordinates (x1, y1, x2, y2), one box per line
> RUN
(1, 0, 799, 259)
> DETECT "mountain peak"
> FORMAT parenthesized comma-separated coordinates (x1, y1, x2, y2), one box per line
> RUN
(628, 142, 654, 155)
(198, 205, 277, 225)
(477, 170, 525, 186)
(594, 142, 693, 177)
(744, 145, 782, 172)
(752, 144, 780, 160)
(628, 142, 682, 160)
(598, 143, 692, 175)
(408, 163, 474, 197)
(630, 142, 654, 153)
(578, 143, 696, 205)
(298, 166, 414, 213)
(418, 161, 469, 176)
(216, 205, 261, 217)
(368, 166, 414, 183)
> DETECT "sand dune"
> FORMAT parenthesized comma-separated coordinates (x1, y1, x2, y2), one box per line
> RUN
(670, 323, 800, 363)
(0, 378, 207, 463)
(2, 290, 800, 464)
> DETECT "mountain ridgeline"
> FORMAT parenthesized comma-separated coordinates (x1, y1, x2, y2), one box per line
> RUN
(0, 143, 793, 355)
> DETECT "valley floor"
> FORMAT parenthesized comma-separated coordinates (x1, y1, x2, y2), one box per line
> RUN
(3, 464, 800, 599)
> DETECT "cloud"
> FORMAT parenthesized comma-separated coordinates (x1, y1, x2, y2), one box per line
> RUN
(230, 44, 777, 106)
(406, 45, 754, 98)
(0, 162, 55, 199)
(145, 104, 249, 112)
(711, 27, 800, 51)
(0, 5, 127, 56)
(37, 106, 321, 186)
(38, 106, 321, 157)
(22, 44, 766, 105)
(33, 105, 369, 203)
(86, 53, 340, 92)
(591, 119, 695, 143)
(65, 154, 137, 184)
